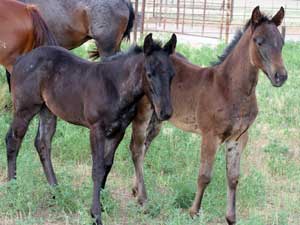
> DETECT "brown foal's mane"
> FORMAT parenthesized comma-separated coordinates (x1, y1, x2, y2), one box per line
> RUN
(212, 14, 271, 66)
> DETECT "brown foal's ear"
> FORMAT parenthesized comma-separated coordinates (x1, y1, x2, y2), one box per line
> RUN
(251, 6, 262, 25)
(272, 7, 285, 26)
(163, 33, 177, 55)
(143, 33, 154, 55)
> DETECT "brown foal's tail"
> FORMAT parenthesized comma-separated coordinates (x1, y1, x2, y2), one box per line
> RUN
(27, 5, 58, 47)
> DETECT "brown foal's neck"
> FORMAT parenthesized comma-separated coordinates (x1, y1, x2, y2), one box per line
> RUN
(218, 27, 259, 97)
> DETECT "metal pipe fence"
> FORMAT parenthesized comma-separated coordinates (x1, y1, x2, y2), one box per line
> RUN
(132, 0, 300, 43)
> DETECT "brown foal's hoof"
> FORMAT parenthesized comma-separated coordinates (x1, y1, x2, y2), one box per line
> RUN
(188, 207, 199, 218)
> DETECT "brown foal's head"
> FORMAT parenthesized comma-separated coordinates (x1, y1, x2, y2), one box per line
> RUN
(142, 33, 177, 120)
(249, 6, 287, 87)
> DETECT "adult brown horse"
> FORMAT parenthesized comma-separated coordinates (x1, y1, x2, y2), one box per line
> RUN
(129, 6, 287, 225)
(20, 0, 135, 58)
(7, 34, 177, 225)
(0, 0, 56, 89)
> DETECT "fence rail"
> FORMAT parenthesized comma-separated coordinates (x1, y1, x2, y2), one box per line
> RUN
(132, 0, 300, 43)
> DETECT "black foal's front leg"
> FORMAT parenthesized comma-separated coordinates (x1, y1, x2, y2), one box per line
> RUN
(34, 107, 58, 186)
(101, 130, 125, 189)
(90, 125, 106, 225)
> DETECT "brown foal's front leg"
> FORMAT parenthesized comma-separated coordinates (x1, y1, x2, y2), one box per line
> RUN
(225, 132, 248, 225)
(34, 107, 58, 186)
(129, 97, 153, 205)
(189, 133, 220, 217)
(90, 125, 106, 225)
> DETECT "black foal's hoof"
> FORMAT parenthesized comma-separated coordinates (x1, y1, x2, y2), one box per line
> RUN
(91, 210, 103, 225)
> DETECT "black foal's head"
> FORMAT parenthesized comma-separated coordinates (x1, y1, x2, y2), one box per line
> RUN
(142, 33, 177, 121)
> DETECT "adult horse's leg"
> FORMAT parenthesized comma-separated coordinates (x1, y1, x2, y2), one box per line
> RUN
(101, 130, 125, 189)
(6, 70, 11, 92)
(90, 124, 105, 225)
(90, 15, 127, 57)
(6, 106, 41, 180)
(34, 107, 58, 186)
(225, 132, 248, 225)
(189, 133, 220, 217)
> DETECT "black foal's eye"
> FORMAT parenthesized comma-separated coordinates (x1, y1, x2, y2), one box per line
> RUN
(254, 37, 264, 46)
(147, 72, 153, 78)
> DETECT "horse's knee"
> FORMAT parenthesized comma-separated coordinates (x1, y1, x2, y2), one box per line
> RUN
(5, 129, 13, 146)
(34, 132, 50, 158)
(227, 174, 239, 189)
(34, 137, 46, 153)
(6, 122, 27, 145)
(198, 173, 212, 186)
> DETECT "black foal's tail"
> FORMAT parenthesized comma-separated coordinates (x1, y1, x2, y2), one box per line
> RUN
(27, 5, 58, 47)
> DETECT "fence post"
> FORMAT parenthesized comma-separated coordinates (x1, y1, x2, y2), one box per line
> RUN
(225, 0, 232, 43)
(141, 0, 146, 38)
(176, 0, 180, 30)
(133, 0, 139, 42)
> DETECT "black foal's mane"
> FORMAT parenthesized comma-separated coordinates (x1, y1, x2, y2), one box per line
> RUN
(101, 40, 163, 63)
(212, 13, 271, 66)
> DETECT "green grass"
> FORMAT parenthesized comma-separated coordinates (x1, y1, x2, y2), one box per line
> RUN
(0, 40, 300, 225)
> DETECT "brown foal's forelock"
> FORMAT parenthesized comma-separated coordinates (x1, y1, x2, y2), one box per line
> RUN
(7, 34, 177, 225)
(129, 6, 287, 225)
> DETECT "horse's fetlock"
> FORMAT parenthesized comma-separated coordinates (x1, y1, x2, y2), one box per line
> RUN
(228, 174, 239, 188)
(226, 214, 236, 225)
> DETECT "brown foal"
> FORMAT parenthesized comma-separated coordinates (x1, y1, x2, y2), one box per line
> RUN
(129, 6, 287, 225)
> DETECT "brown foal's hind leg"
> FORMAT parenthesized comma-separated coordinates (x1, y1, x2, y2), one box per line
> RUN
(225, 132, 248, 225)
(189, 133, 220, 217)
(90, 125, 105, 225)
(6, 107, 41, 180)
(34, 107, 58, 186)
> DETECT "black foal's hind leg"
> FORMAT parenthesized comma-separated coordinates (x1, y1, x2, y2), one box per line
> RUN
(101, 131, 126, 189)
(34, 107, 58, 186)
(6, 107, 41, 180)
(6, 70, 11, 92)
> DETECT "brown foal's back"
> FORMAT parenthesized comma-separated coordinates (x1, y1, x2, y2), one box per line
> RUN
(129, 6, 287, 225)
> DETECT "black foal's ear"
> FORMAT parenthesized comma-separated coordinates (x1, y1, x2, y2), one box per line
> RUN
(143, 33, 154, 55)
(163, 33, 177, 55)
(272, 7, 285, 26)
(251, 6, 262, 25)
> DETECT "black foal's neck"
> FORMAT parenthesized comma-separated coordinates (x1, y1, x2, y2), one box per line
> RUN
(104, 54, 145, 137)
